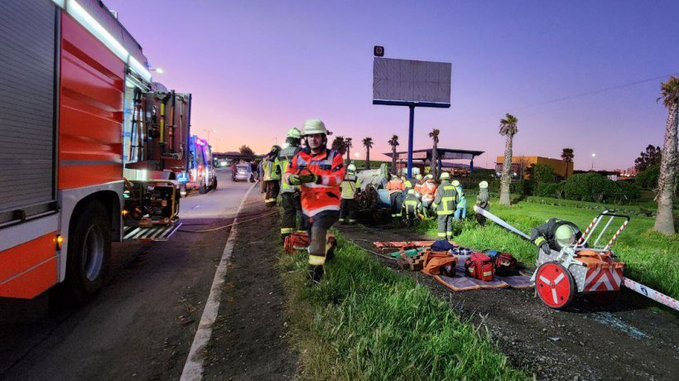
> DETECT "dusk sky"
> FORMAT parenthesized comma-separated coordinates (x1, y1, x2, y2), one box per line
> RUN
(105, 0, 679, 170)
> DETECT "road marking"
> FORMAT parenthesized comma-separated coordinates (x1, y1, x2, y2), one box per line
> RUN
(180, 182, 256, 381)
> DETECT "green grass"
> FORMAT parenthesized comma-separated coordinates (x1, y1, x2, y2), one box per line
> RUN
(425, 198, 679, 300)
(279, 234, 527, 381)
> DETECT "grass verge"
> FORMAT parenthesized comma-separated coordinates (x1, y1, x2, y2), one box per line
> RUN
(279, 232, 527, 381)
(424, 199, 679, 300)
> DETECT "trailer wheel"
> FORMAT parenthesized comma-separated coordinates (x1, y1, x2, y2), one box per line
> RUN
(535, 262, 575, 309)
(65, 201, 111, 301)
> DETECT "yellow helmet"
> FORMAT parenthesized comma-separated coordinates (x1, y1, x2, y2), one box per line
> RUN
(440, 172, 450, 180)
(452, 180, 460, 187)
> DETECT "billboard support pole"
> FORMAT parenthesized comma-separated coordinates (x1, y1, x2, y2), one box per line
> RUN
(407, 104, 415, 178)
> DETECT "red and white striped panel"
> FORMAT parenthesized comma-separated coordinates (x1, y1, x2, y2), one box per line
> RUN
(584, 267, 623, 292)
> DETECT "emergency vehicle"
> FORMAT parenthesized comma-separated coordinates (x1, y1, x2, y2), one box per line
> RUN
(0, 0, 192, 300)
(179, 136, 218, 194)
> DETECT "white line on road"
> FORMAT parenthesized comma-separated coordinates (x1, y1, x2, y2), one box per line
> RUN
(180, 182, 257, 381)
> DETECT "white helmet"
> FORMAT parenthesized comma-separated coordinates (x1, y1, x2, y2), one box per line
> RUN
(479, 181, 489, 189)
(347, 164, 356, 172)
(407, 189, 415, 195)
(452, 180, 460, 187)
(426, 174, 433, 180)
(302, 119, 328, 136)
(555, 225, 577, 248)
(440, 172, 450, 180)
(416, 174, 423, 180)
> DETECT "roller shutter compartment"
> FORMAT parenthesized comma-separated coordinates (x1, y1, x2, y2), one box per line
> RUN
(0, 0, 58, 226)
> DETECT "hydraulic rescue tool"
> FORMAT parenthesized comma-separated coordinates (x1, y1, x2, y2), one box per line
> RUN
(474, 206, 679, 311)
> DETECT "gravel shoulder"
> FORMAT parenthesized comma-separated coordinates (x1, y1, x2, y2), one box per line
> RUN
(203, 190, 297, 381)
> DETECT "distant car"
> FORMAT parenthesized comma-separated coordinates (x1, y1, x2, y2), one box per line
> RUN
(233, 163, 254, 182)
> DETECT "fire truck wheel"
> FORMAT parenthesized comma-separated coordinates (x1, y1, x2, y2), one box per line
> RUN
(65, 201, 111, 301)
(535, 262, 576, 309)
(212, 176, 218, 190)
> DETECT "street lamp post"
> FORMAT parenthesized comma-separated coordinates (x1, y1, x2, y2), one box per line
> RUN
(591, 153, 596, 170)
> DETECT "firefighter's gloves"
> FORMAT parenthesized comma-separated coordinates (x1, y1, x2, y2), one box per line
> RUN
(288, 173, 319, 185)
(288, 175, 302, 186)
(299, 173, 319, 184)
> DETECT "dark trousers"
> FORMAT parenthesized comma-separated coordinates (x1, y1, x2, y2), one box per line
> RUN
(437, 214, 454, 239)
(307, 211, 340, 267)
(339, 198, 358, 223)
(476, 204, 488, 226)
(389, 192, 403, 216)
(264, 181, 279, 206)
(280, 192, 306, 235)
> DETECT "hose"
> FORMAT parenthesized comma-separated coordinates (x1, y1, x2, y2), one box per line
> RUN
(178, 210, 277, 233)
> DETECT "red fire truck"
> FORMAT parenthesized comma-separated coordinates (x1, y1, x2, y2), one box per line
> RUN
(0, 0, 191, 300)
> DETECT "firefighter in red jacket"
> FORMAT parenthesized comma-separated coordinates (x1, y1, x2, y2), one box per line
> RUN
(285, 119, 346, 283)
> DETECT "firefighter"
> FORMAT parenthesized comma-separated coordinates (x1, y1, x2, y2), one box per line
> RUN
(262, 145, 282, 206)
(432, 172, 458, 240)
(420, 174, 437, 218)
(475, 181, 490, 226)
(530, 219, 582, 254)
(413, 174, 424, 195)
(386, 174, 405, 218)
(401, 189, 422, 227)
(339, 163, 361, 224)
(285, 119, 345, 283)
(402, 175, 413, 192)
(278, 128, 305, 238)
(453, 180, 467, 221)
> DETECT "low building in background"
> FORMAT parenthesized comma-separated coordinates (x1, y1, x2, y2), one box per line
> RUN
(496, 156, 574, 180)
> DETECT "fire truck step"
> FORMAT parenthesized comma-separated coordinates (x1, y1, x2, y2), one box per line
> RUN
(124, 222, 182, 241)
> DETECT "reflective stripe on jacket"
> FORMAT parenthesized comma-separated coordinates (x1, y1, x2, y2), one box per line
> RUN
(262, 158, 280, 181)
(402, 194, 421, 216)
(433, 181, 458, 215)
(341, 174, 361, 199)
(278, 145, 301, 193)
(284, 148, 345, 217)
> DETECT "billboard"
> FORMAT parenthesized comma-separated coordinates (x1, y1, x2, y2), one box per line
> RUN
(373, 57, 451, 108)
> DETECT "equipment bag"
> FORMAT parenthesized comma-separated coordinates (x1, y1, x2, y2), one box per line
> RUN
(431, 239, 456, 252)
(465, 253, 495, 281)
(284, 232, 310, 254)
(494, 253, 517, 276)
(422, 251, 457, 277)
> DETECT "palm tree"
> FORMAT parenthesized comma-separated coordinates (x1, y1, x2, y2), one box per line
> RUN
(654, 77, 679, 235)
(331, 136, 347, 155)
(388, 135, 399, 175)
(499, 113, 519, 205)
(561, 148, 574, 177)
(429, 129, 440, 180)
(363, 137, 374, 169)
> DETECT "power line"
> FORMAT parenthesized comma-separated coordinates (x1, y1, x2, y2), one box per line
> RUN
(517, 72, 679, 110)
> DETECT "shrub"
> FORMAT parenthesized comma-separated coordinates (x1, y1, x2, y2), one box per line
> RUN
(532, 164, 558, 184)
(635, 164, 660, 190)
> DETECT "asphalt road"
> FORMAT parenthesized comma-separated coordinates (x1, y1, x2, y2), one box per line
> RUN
(0, 169, 252, 381)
